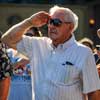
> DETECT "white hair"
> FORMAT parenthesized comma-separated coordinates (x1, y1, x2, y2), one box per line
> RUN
(49, 5, 78, 32)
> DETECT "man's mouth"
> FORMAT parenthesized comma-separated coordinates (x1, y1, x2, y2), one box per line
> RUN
(50, 30, 57, 34)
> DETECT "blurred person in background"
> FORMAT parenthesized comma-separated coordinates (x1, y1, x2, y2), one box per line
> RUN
(78, 37, 94, 52)
(25, 27, 42, 37)
(94, 28, 100, 77)
(8, 27, 42, 100)
(94, 45, 100, 77)
(0, 31, 13, 100)
(1, 5, 100, 100)
(94, 45, 100, 65)
(7, 48, 31, 100)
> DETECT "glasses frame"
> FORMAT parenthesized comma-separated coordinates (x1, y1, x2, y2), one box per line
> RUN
(48, 18, 71, 27)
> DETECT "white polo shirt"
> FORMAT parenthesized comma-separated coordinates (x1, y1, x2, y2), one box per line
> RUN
(17, 35, 100, 100)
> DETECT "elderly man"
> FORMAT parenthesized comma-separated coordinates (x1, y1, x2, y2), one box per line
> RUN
(2, 5, 100, 100)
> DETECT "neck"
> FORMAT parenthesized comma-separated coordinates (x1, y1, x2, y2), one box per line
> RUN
(52, 35, 72, 47)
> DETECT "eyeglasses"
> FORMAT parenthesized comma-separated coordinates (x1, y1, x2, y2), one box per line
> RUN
(48, 18, 71, 27)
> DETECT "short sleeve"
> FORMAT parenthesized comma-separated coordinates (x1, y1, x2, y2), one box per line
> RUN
(17, 35, 33, 59)
(82, 49, 100, 93)
(17, 36, 49, 60)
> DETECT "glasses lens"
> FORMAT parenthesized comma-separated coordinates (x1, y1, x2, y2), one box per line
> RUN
(49, 19, 62, 26)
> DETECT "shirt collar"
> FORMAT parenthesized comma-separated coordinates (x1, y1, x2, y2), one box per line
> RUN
(51, 34, 76, 50)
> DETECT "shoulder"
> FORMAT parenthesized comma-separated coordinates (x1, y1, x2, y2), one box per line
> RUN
(31, 36, 52, 46)
(76, 42, 93, 56)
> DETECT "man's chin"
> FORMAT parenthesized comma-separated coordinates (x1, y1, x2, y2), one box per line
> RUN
(49, 36, 57, 41)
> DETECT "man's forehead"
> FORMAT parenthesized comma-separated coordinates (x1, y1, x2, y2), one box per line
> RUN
(50, 11, 65, 20)
(50, 10, 64, 15)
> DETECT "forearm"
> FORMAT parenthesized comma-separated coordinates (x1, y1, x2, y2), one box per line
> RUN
(1, 18, 33, 49)
(1, 11, 49, 49)
(88, 91, 100, 100)
(0, 77, 11, 100)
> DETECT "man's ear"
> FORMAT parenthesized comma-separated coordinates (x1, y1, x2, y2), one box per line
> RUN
(68, 23, 74, 33)
(70, 23, 74, 30)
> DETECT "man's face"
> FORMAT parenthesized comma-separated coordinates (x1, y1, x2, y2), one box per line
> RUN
(48, 10, 73, 46)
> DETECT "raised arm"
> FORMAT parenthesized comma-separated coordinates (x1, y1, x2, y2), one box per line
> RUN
(1, 11, 49, 49)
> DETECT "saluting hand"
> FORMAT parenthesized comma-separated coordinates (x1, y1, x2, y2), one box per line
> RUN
(29, 11, 50, 27)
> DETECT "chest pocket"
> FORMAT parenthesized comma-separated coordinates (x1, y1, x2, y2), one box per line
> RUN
(45, 45, 82, 86)
(45, 60, 81, 86)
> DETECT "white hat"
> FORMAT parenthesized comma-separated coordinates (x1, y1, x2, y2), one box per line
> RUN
(79, 37, 93, 45)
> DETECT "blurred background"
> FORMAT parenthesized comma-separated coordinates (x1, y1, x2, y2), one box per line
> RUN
(0, 0, 100, 45)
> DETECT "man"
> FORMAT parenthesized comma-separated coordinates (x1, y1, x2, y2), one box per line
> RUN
(0, 31, 13, 100)
(1, 5, 100, 100)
